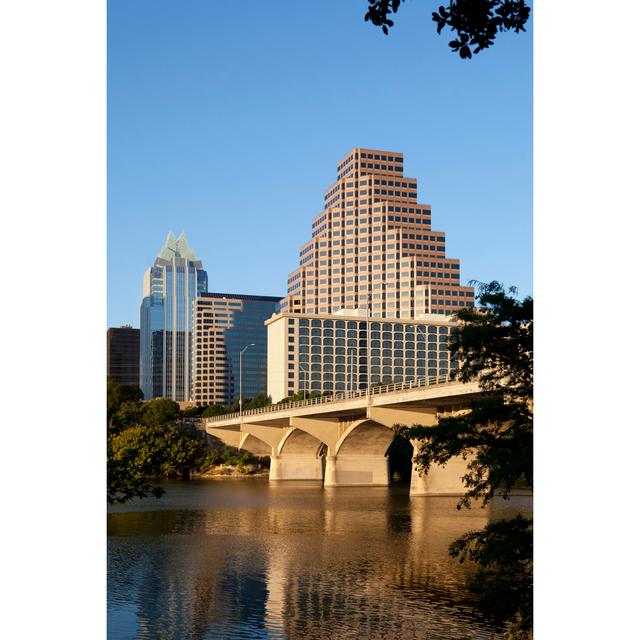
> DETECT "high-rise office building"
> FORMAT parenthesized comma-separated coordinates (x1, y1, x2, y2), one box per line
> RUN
(268, 148, 474, 398)
(140, 232, 208, 401)
(107, 326, 140, 386)
(279, 148, 474, 318)
(192, 293, 281, 406)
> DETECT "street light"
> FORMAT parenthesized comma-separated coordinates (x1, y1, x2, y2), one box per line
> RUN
(239, 343, 255, 417)
(347, 347, 356, 394)
(367, 282, 386, 394)
(416, 324, 428, 383)
(299, 361, 309, 401)
(367, 292, 371, 395)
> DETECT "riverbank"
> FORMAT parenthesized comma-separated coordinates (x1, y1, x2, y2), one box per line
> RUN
(195, 465, 269, 479)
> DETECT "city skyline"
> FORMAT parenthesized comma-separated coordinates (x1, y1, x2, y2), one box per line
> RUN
(108, 1, 532, 328)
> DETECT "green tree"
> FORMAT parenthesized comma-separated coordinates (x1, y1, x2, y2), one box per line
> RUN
(364, 0, 531, 59)
(110, 400, 144, 431)
(224, 392, 273, 414)
(202, 403, 226, 418)
(107, 425, 166, 503)
(182, 405, 205, 418)
(107, 423, 209, 503)
(157, 424, 208, 480)
(141, 398, 181, 427)
(107, 378, 143, 425)
(107, 380, 209, 503)
(400, 281, 532, 636)
(277, 390, 320, 404)
(244, 393, 272, 410)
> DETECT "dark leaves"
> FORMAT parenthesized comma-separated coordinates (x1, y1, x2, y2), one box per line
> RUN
(364, 0, 401, 33)
(397, 281, 533, 634)
(449, 517, 533, 630)
(366, 0, 531, 58)
(403, 281, 533, 506)
(107, 424, 210, 504)
(430, 1, 531, 59)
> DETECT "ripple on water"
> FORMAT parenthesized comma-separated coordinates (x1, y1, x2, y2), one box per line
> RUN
(108, 480, 529, 639)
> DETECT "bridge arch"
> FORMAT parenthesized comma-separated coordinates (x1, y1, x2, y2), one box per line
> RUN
(335, 419, 395, 457)
(277, 428, 325, 457)
(323, 419, 394, 487)
(239, 433, 273, 456)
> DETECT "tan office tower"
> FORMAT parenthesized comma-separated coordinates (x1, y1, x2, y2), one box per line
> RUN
(192, 293, 281, 406)
(279, 148, 474, 318)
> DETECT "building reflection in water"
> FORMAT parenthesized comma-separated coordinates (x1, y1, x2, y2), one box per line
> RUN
(108, 480, 531, 640)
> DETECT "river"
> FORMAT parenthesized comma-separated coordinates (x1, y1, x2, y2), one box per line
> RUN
(107, 478, 531, 639)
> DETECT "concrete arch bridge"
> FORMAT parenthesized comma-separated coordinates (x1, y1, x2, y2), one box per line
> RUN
(203, 378, 483, 496)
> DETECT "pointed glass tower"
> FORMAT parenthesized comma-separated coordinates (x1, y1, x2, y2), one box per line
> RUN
(140, 232, 208, 401)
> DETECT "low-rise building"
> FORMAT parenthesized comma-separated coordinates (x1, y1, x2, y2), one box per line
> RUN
(266, 311, 457, 402)
(107, 326, 140, 386)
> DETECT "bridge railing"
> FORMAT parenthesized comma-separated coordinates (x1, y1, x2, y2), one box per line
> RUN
(203, 374, 452, 424)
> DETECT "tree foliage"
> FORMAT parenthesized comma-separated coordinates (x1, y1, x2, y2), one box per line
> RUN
(399, 281, 533, 635)
(402, 280, 532, 506)
(182, 404, 206, 418)
(243, 392, 272, 410)
(217, 392, 273, 415)
(107, 426, 165, 504)
(107, 381, 273, 503)
(277, 390, 321, 404)
(107, 378, 143, 424)
(202, 403, 226, 418)
(107, 380, 209, 503)
(450, 516, 533, 636)
(364, 0, 531, 58)
(107, 423, 208, 504)
(140, 398, 181, 428)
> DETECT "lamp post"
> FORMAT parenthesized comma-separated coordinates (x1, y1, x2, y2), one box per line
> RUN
(348, 347, 356, 394)
(239, 343, 255, 417)
(367, 282, 385, 394)
(299, 361, 309, 401)
(416, 324, 427, 382)
(366, 293, 371, 395)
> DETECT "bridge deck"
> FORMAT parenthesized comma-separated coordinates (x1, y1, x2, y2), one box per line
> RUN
(203, 378, 482, 430)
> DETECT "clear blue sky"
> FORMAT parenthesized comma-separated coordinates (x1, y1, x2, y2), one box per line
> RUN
(108, 0, 532, 328)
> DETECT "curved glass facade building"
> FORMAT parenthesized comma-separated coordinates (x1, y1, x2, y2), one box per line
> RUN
(140, 232, 208, 401)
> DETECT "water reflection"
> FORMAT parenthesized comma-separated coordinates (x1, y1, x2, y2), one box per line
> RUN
(108, 480, 530, 640)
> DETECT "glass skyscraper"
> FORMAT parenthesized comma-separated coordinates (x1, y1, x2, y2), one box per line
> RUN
(140, 232, 208, 401)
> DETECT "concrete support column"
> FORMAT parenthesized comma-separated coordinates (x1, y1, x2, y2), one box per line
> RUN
(324, 455, 337, 485)
(409, 453, 469, 496)
(326, 454, 390, 487)
(270, 453, 323, 481)
(269, 455, 282, 481)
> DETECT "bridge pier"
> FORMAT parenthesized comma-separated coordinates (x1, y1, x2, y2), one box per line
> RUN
(325, 454, 390, 487)
(324, 455, 337, 485)
(409, 453, 469, 496)
(269, 453, 323, 481)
